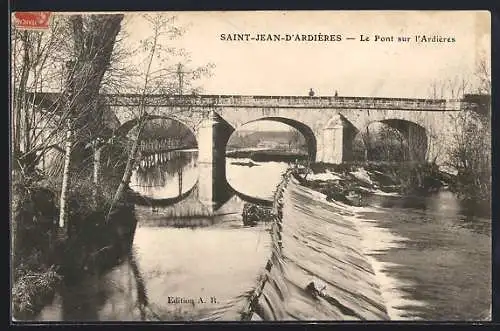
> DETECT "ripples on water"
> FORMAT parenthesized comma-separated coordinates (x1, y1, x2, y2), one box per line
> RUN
(345, 190, 490, 320)
(130, 151, 199, 199)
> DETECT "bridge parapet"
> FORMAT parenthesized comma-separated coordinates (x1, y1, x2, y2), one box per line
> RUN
(102, 94, 463, 111)
(27, 91, 468, 112)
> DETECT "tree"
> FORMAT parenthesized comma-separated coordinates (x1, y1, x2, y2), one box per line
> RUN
(430, 56, 491, 203)
(287, 128, 303, 151)
(104, 14, 214, 223)
(11, 14, 126, 234)
(361, 126, 372, 161)
(377, 124, 406, 162)
(58, 14, 125, 232)
(447, 107, 490, 202)
(12, 18, 70, 177)
(11, 14, 125, 179)
(474, 53, 491, 95)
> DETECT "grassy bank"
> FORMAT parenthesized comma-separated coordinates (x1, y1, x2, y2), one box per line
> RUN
(11, 171, 137, 320)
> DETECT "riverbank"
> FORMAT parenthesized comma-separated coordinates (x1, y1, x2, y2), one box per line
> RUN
(293, 162, 490, 218)
(293, 162, 446, 205)
(226, 149, 308, 163)
(11, 176, 138, 320)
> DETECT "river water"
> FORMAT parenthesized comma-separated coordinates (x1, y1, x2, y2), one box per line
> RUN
(35, 150, 491, 321)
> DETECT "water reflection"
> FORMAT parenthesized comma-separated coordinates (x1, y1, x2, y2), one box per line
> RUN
(130, 146, 297, 204)
(131, 150, 198, 199)
(226, 158, 290, 200)
(37, 222, 271, 321)
(364, 191, 490, 236)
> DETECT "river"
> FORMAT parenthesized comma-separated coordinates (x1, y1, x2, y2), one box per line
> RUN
(35, 150, 491, 321)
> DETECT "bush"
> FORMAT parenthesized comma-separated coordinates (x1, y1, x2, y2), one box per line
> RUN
(446, 110, 491, 203)
(11, 152, 136, 319)
(12, 266, 62, 319)
(242, 203, 275, 226)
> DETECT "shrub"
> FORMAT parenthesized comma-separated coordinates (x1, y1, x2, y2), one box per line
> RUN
(446, 109, 491, 203)
(242, 203, 274, 226)
(12, 266, 62, 318)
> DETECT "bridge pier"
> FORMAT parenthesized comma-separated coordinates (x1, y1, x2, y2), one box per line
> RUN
(319, 114, 356, 164)
(320, 121, 344, 164)
(405, 122, 428, 162)
(196, 110, 235, 209)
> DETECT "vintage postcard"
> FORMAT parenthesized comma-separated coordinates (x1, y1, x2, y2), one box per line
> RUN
(10, 10, 491, 322)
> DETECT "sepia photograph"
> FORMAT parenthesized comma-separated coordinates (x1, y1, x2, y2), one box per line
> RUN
(10, 10, 491, 322)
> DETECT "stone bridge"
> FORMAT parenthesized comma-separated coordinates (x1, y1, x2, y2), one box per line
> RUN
(31, 92, 485, 210)
(101, 94, 473, 163)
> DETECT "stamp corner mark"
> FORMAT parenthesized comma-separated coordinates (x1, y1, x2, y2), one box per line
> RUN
(13, 11, 52, 31)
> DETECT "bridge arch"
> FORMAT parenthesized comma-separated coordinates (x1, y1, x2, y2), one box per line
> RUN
(224, 118, 316, 201)
(120, 116, 200, 203)
(234, 117, 317, 161)
(349, 118, 429, 162)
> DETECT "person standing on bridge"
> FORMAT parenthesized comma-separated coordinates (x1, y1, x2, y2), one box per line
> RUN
(309, 88, 315, 97)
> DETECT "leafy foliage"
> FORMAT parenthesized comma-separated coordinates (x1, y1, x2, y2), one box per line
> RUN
(446, 109, 491, 203)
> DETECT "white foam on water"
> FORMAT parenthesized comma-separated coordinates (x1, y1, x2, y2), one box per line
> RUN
(291, 180, 423, 320)
(371, 189, 401, 197)
(350, 168, 374, 185)
(307, 172, 342, 181)
(352, 213, 427, 320)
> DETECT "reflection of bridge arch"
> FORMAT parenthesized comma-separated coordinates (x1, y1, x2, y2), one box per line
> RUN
(131, 177, 273, 220)
(236, 117, 317, 161)
(225, 179, 274, 207)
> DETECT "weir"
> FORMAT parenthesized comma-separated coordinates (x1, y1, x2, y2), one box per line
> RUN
(243, 171, 390, 320)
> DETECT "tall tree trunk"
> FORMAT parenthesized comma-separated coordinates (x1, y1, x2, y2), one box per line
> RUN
(128, 252, 149, 320)
(105, 123, 144, 223)
(12, 35, 21, 157)
(16, 32, 30, 157)
(92, 141, 102, 205)
(364, 127, 371, 162)
(68, 14, 124, 167)
(59, 121, 73, 235)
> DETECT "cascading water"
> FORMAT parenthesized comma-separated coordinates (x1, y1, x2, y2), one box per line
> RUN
(245, 173, 390, 320)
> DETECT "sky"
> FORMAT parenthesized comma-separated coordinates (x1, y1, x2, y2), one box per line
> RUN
(117, 11, 491, 99)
